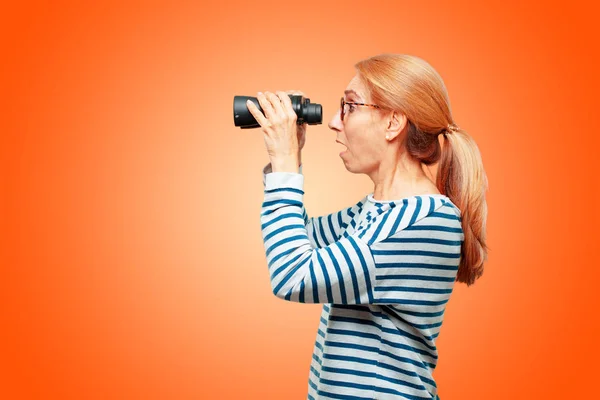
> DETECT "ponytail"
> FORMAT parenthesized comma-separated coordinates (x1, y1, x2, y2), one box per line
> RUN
(437, 127, 489, 286)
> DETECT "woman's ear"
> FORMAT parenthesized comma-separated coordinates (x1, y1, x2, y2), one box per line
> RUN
(386, 111, 407, 139)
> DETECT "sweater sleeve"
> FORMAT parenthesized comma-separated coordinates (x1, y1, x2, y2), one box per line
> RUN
(262, 162, 363, 249)
(262, 171, 376, 303)
(261, 170, 463, 307)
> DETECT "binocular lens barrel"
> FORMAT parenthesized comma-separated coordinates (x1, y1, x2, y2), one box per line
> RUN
(233, 95, 322, 129)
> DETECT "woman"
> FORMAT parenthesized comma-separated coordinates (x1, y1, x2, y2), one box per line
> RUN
(249, 53, 489, 400)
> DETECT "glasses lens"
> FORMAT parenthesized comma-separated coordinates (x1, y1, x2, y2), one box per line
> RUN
(340, 97, 345, 121)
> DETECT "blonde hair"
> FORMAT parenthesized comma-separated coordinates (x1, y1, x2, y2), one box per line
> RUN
(355, 53, 489, 286)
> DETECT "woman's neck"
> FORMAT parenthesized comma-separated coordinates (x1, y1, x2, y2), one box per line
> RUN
(370, 151, 439, 201)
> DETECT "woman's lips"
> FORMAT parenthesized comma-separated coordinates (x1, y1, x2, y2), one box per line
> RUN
(337, 141, 348, 156)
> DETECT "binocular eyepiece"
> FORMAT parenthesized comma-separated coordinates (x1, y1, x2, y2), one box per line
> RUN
(233, 95, 322, 128)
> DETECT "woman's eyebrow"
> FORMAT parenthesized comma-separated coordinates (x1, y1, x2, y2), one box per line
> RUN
(344, 89, 361, 99)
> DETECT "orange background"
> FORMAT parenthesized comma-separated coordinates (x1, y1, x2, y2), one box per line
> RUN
(1, 1, 598, 399)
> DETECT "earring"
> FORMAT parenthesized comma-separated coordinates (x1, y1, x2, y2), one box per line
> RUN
(386, 135, 390, 140)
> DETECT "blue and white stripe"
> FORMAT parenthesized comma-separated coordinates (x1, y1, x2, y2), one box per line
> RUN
(261, 163, 464, 399)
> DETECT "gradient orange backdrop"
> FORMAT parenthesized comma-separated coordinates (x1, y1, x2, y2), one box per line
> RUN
(1, 1, 599, 399)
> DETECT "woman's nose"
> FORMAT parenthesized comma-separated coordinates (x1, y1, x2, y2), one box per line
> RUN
(328, 109, 343, 131)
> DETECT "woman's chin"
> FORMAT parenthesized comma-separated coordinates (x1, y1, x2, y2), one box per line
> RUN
(340, 151, 354, 171)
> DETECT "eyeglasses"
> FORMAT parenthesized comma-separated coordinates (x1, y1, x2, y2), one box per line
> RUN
(340, 97, 382, 121)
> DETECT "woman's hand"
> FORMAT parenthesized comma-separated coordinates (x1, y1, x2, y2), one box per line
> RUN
(247, 90, 300, 165)
(284, 90, 308, 152)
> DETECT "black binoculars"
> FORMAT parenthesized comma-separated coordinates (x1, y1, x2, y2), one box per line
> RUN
(233, 95, 323, 129)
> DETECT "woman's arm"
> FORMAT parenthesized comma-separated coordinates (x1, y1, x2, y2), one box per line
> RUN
(262, 162, 364, 248)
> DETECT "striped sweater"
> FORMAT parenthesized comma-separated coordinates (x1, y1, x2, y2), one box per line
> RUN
(261, 163, 464, 400)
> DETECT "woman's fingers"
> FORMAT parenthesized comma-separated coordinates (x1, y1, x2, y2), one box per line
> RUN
(250, 90, 307, 129)
(264, 91, 287, 119)
(246, 100, 271, 129)
(256, 92, 277, 121)
(276, 90, 293, 108)
(276, 91, 296, 121)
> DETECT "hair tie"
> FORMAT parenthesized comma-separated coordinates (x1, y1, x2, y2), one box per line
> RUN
(447, 123, 459, 133)
(437, 123, 459, 137)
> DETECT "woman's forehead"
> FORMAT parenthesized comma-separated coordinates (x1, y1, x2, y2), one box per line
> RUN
(345, 75, 366, 99)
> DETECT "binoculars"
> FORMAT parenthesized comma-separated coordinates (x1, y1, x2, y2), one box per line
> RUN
(233, 95, 323, 129)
